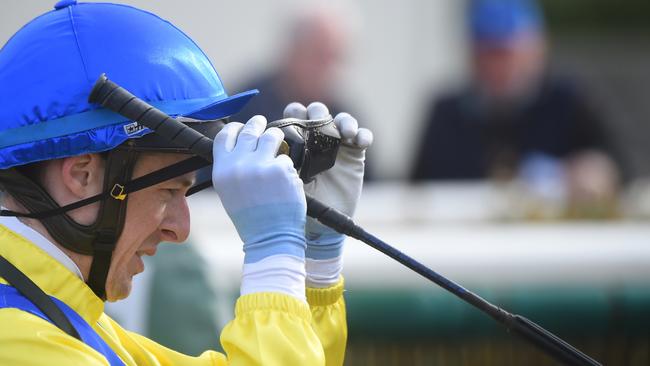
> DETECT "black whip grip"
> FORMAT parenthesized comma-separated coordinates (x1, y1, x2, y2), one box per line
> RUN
(88, 74, 214, 162)
(306, 196, 360, 239)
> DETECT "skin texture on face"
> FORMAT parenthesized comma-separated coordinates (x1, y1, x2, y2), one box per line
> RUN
(5, 152, 195, 302)
(104, 153, 195, 301)
(283, 8, 348, 102)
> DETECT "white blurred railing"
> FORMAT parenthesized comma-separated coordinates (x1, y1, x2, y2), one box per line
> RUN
(188, 182, 650, 290)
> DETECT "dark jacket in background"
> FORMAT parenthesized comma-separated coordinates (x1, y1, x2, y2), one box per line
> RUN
(410, 78, 618, 181)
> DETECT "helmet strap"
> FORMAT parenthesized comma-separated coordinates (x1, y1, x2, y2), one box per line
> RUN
(84, 148, 139, 299)
(0, 148, 139, 300)
(0, 150, 213, 299)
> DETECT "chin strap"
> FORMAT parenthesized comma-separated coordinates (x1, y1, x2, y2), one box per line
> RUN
(0, 152, 212, 299)
(0, 148, 139, 299)
(84, 148, 139, 299)
(0, 117, 223, 300)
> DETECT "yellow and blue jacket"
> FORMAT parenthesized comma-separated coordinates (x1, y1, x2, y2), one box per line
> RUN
(0, 223, 347, 365)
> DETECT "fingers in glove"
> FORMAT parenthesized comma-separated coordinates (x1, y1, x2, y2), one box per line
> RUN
(306, 102, 330, 119)
(354, 128, 374, 149)
(234, 115, 267, 152)
(283, 102, 308, 119)
(276, 154, 304, 191)
(334, 112, 359, 140)
(276, 154, 299, 175)
(256, 127, 285, 158)
(213, 122, 244, 157)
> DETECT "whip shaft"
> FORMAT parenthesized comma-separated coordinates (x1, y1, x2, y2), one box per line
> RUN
(90, 74, 602, 366)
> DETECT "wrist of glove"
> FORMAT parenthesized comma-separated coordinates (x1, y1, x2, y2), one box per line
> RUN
(304, 144, 367, 257)
(212, 116, 307, 300)
(284, 102, 373, 288)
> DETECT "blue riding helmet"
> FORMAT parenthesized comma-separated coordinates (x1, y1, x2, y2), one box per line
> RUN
(0, 0, 257, 169)
(0, 0, 259, 300)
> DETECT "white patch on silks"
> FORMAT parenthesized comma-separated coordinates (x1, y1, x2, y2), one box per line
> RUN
(124, 121, 145, 136)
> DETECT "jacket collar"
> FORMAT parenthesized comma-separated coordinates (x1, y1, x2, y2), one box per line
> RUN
(0, 215, 84, 279)
(0, 221, 104, 325)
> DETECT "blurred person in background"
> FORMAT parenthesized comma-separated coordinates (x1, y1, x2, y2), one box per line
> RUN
(235, 6, 349, 122)
(410, 0, 621, 217)
(233, 5, 374, 180)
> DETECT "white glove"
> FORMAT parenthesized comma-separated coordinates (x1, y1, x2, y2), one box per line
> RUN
(283, 102, 373, 288)
(212, 115, 308, 301)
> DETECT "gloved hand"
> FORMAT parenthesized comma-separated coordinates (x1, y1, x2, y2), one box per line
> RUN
(283, 102, 373, 288)
(212, 115, 307, 301)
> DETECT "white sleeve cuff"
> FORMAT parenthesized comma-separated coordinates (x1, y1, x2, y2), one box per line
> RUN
(306, 256, 343, 288)
(241, 254, 306, 302)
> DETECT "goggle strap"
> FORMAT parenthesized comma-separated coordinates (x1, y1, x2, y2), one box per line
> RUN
(1, 156, 210, 220)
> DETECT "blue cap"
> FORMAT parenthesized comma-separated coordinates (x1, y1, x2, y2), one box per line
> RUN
(470, 0, 544, 44)
(0, 1, 258, 169)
